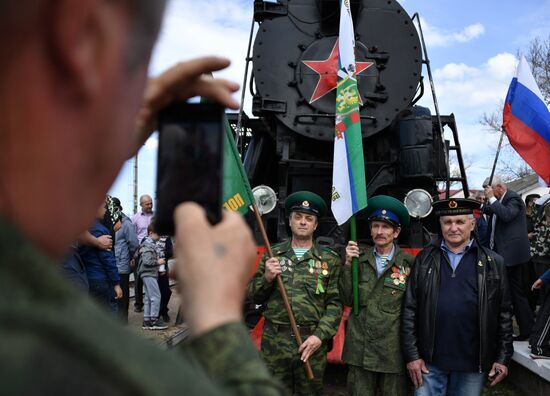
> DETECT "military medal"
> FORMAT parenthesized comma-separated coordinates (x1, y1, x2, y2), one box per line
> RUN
(386, 265, 408, 290)
(321, 262, 328, 275)
(280, 257, 293, 272)
(307, 259, 315, 274)
(278, 257, 285, 272)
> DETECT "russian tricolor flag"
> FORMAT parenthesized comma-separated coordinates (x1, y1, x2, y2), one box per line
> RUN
(503, 56, 550, 184)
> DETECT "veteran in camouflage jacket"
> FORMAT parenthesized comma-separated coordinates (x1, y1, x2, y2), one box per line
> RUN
(247, 191, 343, 395)
(339, 195, 413, 396)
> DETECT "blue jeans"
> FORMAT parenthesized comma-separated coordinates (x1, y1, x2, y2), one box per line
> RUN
(414, 364, 485, 396)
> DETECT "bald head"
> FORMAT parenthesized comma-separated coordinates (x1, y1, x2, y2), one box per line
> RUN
(140, 195, 153, 214)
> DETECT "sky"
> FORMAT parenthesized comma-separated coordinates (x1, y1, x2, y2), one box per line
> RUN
(110, 0, 550, 214)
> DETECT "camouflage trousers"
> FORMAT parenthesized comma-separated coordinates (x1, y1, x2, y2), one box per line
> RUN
(261, 324, 327, 395)
(347, 365, 408, 396)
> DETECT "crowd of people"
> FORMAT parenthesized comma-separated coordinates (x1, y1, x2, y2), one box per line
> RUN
(248, 191, 515, 396)
(61, 174, 550, 395)
(61, 193, 174, 330)
(244, 178, 550, 396)
(2, 1, 550, 396)
(245, 182, 550, 395)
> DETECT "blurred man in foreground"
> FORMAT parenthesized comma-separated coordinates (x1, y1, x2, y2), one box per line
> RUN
(0, 1, 282, 394)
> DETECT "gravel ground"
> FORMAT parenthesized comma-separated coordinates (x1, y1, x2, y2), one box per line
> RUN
(127, 284, 185, 344)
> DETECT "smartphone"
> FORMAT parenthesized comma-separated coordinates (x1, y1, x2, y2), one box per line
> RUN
(155, 101, 224, 235)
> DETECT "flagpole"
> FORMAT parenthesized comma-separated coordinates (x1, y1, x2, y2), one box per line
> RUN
(251, 203, 315, 380)
(331, 0, 365, 316)
(488, 128, 505, 186)
(235, 14, 256, 153)
(350, 215, 359, 316)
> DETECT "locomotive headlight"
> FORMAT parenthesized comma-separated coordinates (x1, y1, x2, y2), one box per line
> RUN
(404, 189, 433, 219)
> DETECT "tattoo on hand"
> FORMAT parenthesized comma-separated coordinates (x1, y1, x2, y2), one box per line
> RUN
(213, 243, 227, 257)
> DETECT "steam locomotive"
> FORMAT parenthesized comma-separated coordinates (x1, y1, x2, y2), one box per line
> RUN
(230, 0, 468, 249)
(230, 0, 468, 247)
(234, 1, 470, 349)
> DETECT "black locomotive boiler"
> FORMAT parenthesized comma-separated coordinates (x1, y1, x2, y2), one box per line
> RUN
(233, 0, 468, 248)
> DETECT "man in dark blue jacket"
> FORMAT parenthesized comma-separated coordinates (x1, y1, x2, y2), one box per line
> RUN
(79, 199, 123, 312)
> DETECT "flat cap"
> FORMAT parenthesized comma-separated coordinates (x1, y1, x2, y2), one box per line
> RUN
(432, 198, 480, 216)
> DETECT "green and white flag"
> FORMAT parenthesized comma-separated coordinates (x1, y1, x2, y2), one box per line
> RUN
(331, 0, 367, 225)
(222, 117, 254, 214)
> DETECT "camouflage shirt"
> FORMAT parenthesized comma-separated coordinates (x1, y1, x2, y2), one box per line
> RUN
(0, 217, 283, 395)
(339, 245, 414, 373)
(247, 240, 343, 342)
(531, 220, 550, 259)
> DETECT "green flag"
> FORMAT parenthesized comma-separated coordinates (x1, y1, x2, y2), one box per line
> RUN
(222, 117, 254, 214)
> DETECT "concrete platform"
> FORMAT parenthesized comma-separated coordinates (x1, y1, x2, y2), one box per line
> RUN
(509, 341, 550, 396)
(512, 341, 550, 380)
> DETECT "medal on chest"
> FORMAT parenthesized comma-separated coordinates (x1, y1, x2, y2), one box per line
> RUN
(279, 257, 294, 272)
(308, 259, 329, 294)
(383, 265, 410, 290)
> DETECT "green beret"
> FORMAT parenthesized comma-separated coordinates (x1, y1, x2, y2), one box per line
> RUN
(432, 198, 480, 216)
(284, 191, 327, 217)
(364, 195, 410, 228)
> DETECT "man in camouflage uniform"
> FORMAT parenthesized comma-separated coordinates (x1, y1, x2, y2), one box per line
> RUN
(339, 195, 414, 396)
(248, 191, 343, 395)
(0, 1, 283, 394)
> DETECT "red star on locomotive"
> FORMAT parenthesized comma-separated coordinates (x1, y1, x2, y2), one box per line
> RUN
(302, 40, 374, 104)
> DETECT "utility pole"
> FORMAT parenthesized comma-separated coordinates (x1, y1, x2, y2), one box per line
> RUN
(133, 152, 138, 214)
